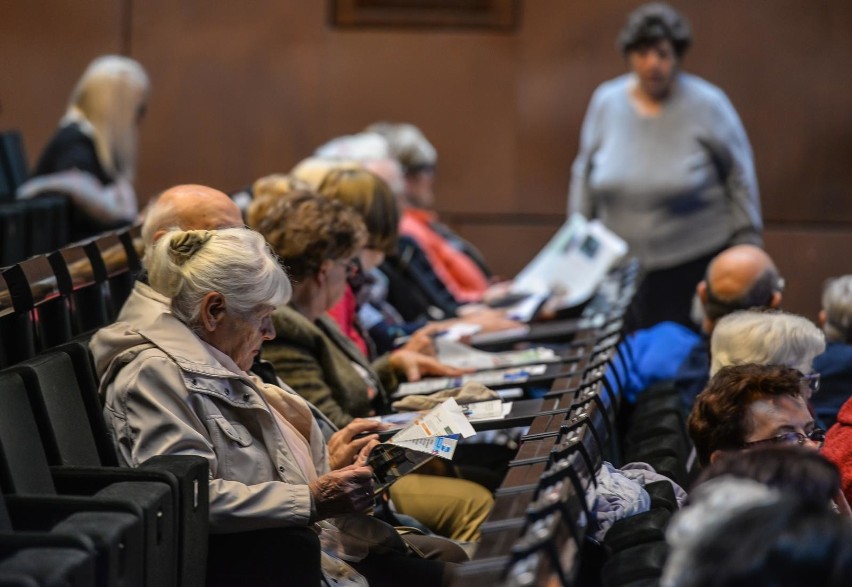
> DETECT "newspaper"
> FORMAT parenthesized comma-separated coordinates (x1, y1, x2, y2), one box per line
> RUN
(504, 213, 628, 321)
(367, 398, 476, 494)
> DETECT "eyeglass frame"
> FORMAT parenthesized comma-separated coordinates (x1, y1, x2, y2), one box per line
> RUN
(802, 371, 821, 395)
(741, 427, 826, 450)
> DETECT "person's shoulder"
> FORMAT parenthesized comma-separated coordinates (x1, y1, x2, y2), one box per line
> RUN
(590, 74, 631, 104)
(270, 305, 322, 348)
(677, 73, 732, 107)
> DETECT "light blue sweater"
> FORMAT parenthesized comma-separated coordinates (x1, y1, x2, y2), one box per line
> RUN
(569, 72, 762, 270)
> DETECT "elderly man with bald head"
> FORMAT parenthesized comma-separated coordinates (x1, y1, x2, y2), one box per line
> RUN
(616, 244, 784, 406)
(117, 184, 243, 326)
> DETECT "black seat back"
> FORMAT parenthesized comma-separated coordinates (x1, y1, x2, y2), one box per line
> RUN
(0, 371, 58, 495)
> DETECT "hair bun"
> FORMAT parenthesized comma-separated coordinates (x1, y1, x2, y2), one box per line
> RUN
(168, 230, 213, 266)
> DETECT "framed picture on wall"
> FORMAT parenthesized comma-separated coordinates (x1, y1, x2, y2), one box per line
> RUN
(330, 0, 520, 31)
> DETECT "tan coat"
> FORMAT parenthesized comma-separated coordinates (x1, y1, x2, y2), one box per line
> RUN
(91, 312, 329, 533)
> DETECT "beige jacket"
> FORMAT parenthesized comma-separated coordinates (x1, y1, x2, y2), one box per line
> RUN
(91, 311, 330, 533)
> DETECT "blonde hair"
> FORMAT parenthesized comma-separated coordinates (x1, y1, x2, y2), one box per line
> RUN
(63, 55, 149, 182)
(148, 227, 291, 331)
(318, 167, 399, 254)
(252, 173, 312, 202)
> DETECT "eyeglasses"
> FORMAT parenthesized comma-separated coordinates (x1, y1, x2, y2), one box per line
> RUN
(336, 257, 360, 280)
(742, 428, 826, 450)
(802, 372, 821, 394)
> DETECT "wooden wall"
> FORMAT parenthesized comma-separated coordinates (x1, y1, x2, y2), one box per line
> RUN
(3, 0, 851, 320)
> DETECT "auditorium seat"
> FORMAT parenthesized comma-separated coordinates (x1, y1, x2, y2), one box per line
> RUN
(11, 349, 210, 586)
(0, 370, 177, 587)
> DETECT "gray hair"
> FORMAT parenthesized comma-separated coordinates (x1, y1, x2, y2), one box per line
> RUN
(710, 309, 826, 376)
(147, 227, 291, 330)
(365, 122, 437, 171)
(821, 275, 852, 343)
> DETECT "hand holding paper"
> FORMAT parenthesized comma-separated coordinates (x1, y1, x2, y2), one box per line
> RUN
(367, 398, 477, 494)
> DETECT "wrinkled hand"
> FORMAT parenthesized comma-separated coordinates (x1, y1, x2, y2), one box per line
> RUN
(389, 349, 474, 382)
(327, 418, 385, 470)
(309, 464, 375, 520)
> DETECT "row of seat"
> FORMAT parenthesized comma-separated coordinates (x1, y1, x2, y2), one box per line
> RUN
(0, 215, 213, 585)
(452, 262, 671, 586)
(0, 131, 74, 266)
(0, 225, 142, 368)
(0, 342, 210, 586)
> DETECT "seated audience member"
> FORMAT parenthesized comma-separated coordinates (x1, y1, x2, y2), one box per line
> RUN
(688, 364, 824, 468)
(250, 186, 465, 426)
(819, 279, 852, 510)
(710, 309, 825, 380)
(813, 275, 852, 428)
(19, 55, 149, 241)
(662, 478, 852, 587)
(366, 122, 494, 304)
(316, 165, 518, 356)
(709, 309, 826, 428)
(249, 191, 492, 542)
(304, 136, 519, 345)
(92, 226, 462, 586)
(615, 244, 783, 406)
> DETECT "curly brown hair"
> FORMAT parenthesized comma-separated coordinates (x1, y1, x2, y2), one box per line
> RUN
(247, 190, 367, 281)
(689, 364, 806, 467)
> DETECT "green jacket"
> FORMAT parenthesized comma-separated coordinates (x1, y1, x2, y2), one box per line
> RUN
(263, 304, 396, 428)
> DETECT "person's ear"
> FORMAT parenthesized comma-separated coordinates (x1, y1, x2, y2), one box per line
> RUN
(770, 291, 782, 309)
(315, 259, 334, 287)
(709, 449, 725, 464)
(818, 310, 827, 329)
(697, 280, 708, 305)
(199, 291, 227, 333)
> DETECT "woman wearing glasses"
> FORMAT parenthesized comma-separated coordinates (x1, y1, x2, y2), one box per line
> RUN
(248, 189, 492, 544)
(689, 364, 826, 469)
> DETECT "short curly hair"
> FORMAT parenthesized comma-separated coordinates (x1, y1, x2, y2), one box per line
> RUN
(618, 2, 692, 57)
(689, 364, 807, 467)
(247, 190, 367, 281)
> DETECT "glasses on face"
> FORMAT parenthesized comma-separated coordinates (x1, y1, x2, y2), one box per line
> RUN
(802, 372, 821, 394)
(742, 428, 826, 450)
(336, 257, 360, 280)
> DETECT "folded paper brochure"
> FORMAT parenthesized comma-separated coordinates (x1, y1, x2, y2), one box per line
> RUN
(367, 398, 475, 494)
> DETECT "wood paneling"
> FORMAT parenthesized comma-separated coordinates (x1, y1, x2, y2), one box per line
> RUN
(3, 0, 852, 321)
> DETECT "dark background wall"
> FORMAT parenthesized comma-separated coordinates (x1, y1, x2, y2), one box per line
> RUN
(2, 1, 851, 320)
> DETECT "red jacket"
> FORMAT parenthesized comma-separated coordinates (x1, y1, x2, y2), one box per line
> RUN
(822, 396, 852, 504)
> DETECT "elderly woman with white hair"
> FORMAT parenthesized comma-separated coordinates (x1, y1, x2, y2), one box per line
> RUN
(91, 227, 457, 586)
(710, 309, 826, 385)
(20, 55, 149, 240)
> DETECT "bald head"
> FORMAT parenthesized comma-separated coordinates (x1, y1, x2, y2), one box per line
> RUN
(697, 245, 783, 333)
(141, 184, 243, 251)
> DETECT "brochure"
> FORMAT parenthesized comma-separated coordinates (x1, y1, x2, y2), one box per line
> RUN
(436, 338, 560, 370)
(367, 398, 476, 494)
(391, 364, 549, 398)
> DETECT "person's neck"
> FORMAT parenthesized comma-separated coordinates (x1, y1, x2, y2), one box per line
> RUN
(629, 76, 676, 117)
(290, 284, 325, 322)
